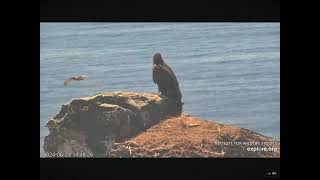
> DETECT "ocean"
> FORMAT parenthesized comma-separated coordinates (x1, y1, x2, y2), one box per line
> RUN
(40, 23, 280, 157)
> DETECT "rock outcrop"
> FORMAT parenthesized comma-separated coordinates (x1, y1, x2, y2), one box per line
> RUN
(44, 92, 182, 157)
(43, 92, 280, 158)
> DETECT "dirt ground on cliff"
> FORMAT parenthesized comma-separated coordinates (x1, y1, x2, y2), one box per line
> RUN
(111, 113, 280, 158)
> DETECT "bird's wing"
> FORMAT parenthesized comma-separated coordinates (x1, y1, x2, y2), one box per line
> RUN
(162, 63, 178, 83)
(159, 64, 178, 86)
(64, 78, 73, 86)
(80, 75, 88, 79)
(158, 64, 182, 100)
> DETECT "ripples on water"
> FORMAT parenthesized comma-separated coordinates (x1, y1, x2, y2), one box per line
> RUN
(40, 23, 280, 156)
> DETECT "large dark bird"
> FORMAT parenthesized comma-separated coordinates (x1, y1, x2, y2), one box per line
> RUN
(152, 53, 182, 104)
(64, 75, 88, 86)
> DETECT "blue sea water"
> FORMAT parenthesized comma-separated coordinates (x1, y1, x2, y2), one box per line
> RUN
(40, 23, 280, 157)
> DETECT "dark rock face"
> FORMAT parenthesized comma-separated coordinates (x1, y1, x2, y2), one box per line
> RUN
(43, 92, 182, 157)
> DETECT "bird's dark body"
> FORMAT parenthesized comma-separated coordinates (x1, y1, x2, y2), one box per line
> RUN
(152, 53, 182, 103)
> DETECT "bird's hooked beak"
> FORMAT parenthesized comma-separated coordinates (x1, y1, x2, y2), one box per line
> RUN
(153, 64, 160, 70)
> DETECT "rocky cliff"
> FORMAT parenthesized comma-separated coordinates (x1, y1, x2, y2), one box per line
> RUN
(43, 92, 280, 158)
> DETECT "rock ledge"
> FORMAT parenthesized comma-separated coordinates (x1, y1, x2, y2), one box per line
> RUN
(43, 92, 279, 158)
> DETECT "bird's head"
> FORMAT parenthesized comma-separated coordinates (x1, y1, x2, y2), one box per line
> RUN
(153, 53, 164, 66)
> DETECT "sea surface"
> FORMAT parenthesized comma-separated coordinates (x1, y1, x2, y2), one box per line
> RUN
(40, 23, 280, 157)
